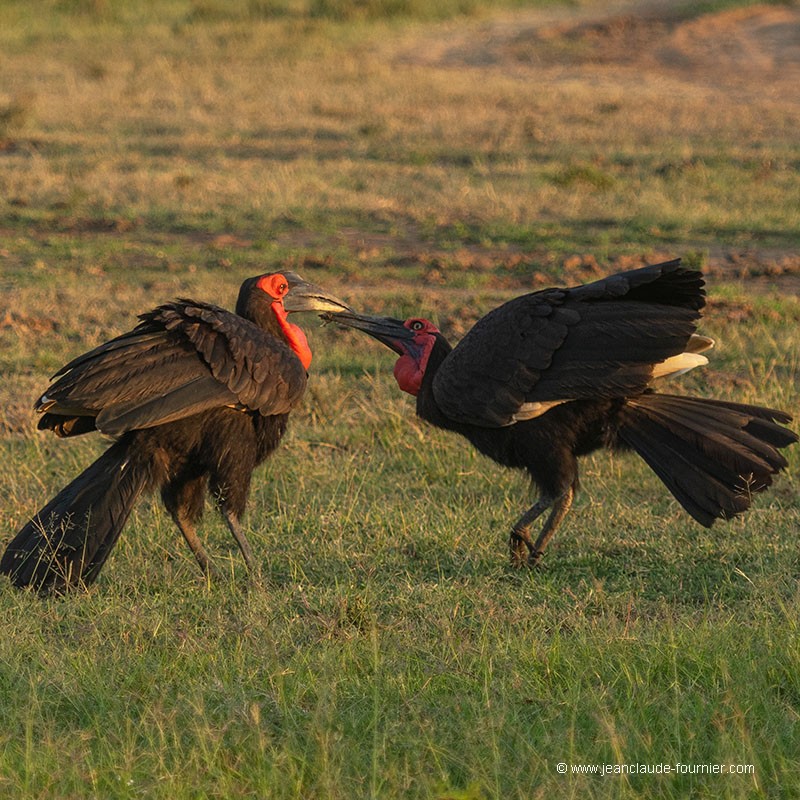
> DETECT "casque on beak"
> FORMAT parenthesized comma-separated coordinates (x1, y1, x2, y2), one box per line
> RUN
(281, 272, 353, 315)
(320, 310, 416, 355)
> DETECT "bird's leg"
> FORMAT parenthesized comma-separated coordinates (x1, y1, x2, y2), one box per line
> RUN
(509, 497, 552, 568)
(171, 512, 221, 579)
(220, 506, 256, 573)
(528, 484, 575, 567)
(508, 484, 575, 569)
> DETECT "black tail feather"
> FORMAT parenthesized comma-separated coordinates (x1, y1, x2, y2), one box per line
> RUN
(1, 439, 150, 594)
(618, 393, 797, 527)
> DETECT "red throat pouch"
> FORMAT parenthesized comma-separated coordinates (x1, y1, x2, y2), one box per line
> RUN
(272, 303, 312, 369)
(394, 354, 423, 396)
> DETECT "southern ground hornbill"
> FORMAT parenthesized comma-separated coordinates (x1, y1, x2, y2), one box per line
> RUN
(327, 260, 797, 567)
(1, 272, 350, 593)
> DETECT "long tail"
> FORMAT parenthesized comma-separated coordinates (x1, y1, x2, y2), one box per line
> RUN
(1, 438, 150, 594)
(617, 393, 797, 526)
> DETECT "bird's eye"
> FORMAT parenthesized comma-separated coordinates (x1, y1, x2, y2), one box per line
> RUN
(279, 283, 288, 294)
(410, 320, 424, 331)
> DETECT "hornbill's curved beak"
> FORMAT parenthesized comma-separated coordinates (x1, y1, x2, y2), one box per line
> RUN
(320, 310, 415, 355)
(282, 272, 353, 315)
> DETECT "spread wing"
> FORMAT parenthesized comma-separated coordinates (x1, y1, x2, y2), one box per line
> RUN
(432, 260, 706, 427)
(36, 300, 308, 437)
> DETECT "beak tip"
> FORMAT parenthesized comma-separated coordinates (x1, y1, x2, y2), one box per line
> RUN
(282, 279, 352, 314)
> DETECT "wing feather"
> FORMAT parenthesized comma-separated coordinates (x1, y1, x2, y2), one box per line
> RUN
(37, 299, 308, 436)
(432, 260, 706, 427)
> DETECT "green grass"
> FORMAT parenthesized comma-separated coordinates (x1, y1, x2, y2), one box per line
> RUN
(0, 291, 797, 799)
(1, 0, 799, 797)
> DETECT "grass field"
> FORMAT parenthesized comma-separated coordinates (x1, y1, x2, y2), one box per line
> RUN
(1, 0, 799, 797)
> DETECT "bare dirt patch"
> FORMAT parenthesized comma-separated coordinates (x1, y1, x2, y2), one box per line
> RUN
(397, 1, 800, 99)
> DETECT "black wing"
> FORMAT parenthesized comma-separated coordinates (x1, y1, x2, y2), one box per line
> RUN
(37, 300, 308, 437)
(432, 260, 706, 427)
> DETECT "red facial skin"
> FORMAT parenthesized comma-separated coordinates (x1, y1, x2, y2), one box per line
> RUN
(257, 274, 313, 370)
(392, 319, 439, 396)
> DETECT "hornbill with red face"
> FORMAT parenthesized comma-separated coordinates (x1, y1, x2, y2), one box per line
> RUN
(1, 272, 350, 594)
(327, 260, 797, 566)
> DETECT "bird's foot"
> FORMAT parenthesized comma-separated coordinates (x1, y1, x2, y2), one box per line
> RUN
(527, 550, 545, 569)
(200, 560, 225, 583)
(508, 530, 532, 569)
(509, 531, 549, 570)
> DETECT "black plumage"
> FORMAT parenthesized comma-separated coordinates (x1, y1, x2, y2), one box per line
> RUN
(2, 272, 349, 593)
(328, 260, 797, 566)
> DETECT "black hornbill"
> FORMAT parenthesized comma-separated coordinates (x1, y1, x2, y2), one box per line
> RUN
(1, 272, 350, 594)
(327, 260, 797, 566)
